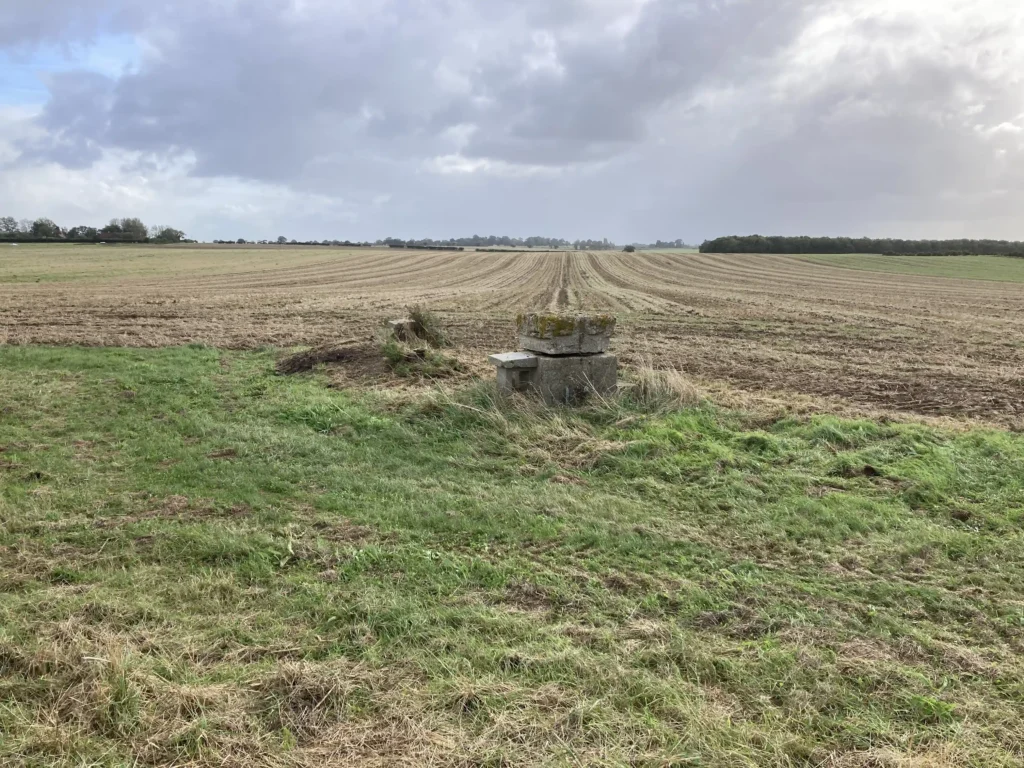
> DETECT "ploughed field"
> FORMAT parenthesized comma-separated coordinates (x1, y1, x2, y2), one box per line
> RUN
(2, 245, 1023, 425)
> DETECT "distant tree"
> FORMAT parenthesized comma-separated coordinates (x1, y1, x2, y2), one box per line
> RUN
(236, 238, 246, 244)
(151, 226, 185, 244)
(18, 219, 33, 234)
(118, 217, 148, 241)
(67, 226, 99, 240)
(100, 219, 124, 240)
(0, 216, 17, 235)
(277, 235, 287, 244)
(31, 218, 61, 238)
(622, 245, 636, 253)
(699, 235, 1024, 256)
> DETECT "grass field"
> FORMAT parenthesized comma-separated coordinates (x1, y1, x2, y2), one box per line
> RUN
(2, 346, 1023, 766)
(2, 246, 1024, 765)
(793, 254, 1024, 284)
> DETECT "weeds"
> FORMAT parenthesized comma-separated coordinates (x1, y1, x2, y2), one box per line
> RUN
(406, 304, 451, 348)
(382, 337, 464, 379)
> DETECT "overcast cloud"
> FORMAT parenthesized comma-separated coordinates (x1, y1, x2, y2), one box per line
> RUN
(0, 0, 1021, 242)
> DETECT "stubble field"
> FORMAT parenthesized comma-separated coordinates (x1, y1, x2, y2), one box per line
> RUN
(2, 244, 1023, 426)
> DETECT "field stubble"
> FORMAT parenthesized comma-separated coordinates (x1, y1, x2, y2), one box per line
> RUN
(2, 245, 1023, 425)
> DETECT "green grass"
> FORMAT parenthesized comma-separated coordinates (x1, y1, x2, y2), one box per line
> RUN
(1, 346, 1023, 766)
(794, 253, 1024, 283)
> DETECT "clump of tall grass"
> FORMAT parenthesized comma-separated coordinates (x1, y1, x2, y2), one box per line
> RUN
(407, 305, 450, 348)
(622, 359, 702, 412)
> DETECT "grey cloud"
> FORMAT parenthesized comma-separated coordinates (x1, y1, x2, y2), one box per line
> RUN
(459, 1, 826, 165)
(0, 0, 146, 49)
(22, 0, 471, 179)
(24, 1, 826, 177)
(684, 17, 1024, 236)
(2, 0, 1023, 242)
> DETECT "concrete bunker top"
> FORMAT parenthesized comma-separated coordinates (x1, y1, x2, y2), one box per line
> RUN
(516, 313, 616, 356)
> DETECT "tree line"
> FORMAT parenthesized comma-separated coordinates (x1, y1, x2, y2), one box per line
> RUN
(375, 236, 623, 250)
(0, 216, 187, 244)
(224, 236, 682, 251)
(2, 218, 697, 251)
(373, 237, 697, 250)
(700, 235, 1024, 256)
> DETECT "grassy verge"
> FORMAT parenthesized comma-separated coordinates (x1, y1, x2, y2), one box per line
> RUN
(1, 346, 1022, 766)
(792, 253, 1024, 283)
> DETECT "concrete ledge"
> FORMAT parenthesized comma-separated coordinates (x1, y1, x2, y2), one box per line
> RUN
(488, 352, 539, 369)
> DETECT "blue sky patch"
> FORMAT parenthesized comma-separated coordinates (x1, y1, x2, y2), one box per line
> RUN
(0, 34, 139, 106)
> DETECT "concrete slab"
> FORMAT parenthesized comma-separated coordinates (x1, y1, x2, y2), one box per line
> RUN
(517, 313, 615, 356)
(489, 351, 539, 369)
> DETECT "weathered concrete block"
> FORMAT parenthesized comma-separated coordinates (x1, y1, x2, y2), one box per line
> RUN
(491, 351, 540, 394)
(496, 367, 536, 393)
(517, 313, 616, 356)
(531, 353, 618, 405)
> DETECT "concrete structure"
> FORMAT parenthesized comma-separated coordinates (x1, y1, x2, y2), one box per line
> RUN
(533, 352, 617, 404)
(488, 352, 538, 393)
(492, 314, 618, 405)
(517, 313, 615, 356)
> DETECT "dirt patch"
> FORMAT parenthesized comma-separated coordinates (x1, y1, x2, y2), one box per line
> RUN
(500, 580, 558, 613)
(93, 496, 252, 528)
(310, 519, 376, 544)
(276, 340, 363, 374)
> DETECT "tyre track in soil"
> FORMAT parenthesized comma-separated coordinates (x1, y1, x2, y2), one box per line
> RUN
(548, 252, 571, 312)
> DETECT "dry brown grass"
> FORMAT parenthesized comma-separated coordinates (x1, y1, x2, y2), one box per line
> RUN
(626, 358, 703, 411)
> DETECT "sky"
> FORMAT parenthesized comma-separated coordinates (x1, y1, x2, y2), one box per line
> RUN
(0, 0, 1021, 244)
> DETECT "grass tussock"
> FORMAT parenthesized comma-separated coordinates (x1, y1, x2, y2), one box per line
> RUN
(379, 305, 462, 379)
(2, 345, 1024, 766)
(406, 305, 451, 348)
(623, 359, 703, 412)
(382, 338, 465, 379)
